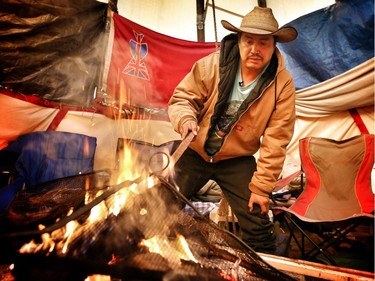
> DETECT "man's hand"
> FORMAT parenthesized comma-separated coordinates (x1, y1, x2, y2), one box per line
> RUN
(249, 192, 270, 215)
(180, 120, 199, 139)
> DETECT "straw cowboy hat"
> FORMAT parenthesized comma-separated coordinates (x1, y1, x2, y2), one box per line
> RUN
(221, 6, 297, 43)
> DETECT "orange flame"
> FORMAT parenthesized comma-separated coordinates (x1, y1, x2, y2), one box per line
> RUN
(19, 136, 159, 257)
(141, 234, 197, 267)
(19, 225, 55, 254)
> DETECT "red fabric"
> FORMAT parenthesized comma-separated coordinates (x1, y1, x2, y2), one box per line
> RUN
(274, 170, 303, 192)
(47, 108, 69, 131)
(356, 134, 375, 213)
(349, 108, 369, 134)
(291, 138, 321, 216)
(105, 13, 217, 110)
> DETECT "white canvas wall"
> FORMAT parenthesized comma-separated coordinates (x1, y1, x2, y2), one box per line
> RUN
(99, 0, 334, 42)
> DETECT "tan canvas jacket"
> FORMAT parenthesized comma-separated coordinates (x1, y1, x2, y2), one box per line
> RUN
(168, 34, 296, 197)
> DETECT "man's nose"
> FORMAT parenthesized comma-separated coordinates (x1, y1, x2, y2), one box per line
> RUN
(250, 47, 260, 55)
(250, 44, 260, 54)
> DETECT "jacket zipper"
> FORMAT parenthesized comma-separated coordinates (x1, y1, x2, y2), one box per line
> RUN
(220, 79, 274, 149)
(204, 50, 282, 163)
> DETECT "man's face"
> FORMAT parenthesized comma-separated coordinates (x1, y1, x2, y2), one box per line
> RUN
(238, 33, 276, 72)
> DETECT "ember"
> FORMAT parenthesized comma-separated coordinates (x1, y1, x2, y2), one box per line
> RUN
(0, 143, 300, 281)
(1, 179, 301, 280)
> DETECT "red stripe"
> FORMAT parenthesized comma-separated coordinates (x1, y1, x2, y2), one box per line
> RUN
(349, 108, 369, 134)
(47, 107, 69, 131)
(0, 88, 95, 112)
(290, 138, 321, 216)
(274, 170, 303, 192)
(1, 88, 170, 121)
(355, 135, 375, 213)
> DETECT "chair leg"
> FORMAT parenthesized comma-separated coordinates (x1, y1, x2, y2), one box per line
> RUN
(282, 215, 304, 254)
(305, 222, 361, 260)
(283, 212, 338, 266)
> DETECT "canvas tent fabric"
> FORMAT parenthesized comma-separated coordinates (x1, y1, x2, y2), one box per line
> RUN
(0, 88, 181, 171)
(0, 0, 373, 174)
(293, 59, 374, 118)
(0, 0, 373, 110)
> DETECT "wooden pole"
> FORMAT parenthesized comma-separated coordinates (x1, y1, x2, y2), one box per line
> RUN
(258, 0, 267, 8)
(259, 253, 374, 281)
(108, 0, 118, 13)
(196, 0, 205, 42)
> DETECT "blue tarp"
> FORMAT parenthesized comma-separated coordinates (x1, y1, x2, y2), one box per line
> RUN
(278, 0, 374, 90)
(0, 131, 97, 214)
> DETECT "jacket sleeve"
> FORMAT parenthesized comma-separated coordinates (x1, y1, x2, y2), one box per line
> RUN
(168, 55, 213, 134)
(249, 71, 296, 197)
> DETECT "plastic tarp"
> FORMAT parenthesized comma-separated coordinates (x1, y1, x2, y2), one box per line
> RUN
(0, 0, 108, 106)
(0, 131, 97, 213)
(278, 0, 374, 90)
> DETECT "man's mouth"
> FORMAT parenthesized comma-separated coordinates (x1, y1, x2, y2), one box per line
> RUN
(248, 55, 262, 61)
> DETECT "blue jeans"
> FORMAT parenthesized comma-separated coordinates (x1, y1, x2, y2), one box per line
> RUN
(173, 148, 276, 253)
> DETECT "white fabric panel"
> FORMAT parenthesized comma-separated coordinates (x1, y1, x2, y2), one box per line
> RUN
(286, 106, 374, 165)
(0, 92, 373, 173)
(296, 58, 374, 117)
(0, 93, 180, 171)
(56, 111, 180, 170)
(110, 0, 333, 42)
(0, 94, 58, 149)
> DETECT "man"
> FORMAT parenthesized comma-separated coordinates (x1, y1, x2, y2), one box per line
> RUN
(168, 6, 297, 254)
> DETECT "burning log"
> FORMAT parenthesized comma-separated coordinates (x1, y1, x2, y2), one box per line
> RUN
(0, 145, 302, 281)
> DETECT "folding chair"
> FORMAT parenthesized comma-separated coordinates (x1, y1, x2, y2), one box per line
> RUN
(273, 134, 375, 266)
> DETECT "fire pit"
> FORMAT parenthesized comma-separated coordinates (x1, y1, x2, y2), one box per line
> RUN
(0, 146, 302, 281)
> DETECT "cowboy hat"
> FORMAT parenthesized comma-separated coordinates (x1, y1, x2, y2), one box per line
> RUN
(221, 6, 297, 43)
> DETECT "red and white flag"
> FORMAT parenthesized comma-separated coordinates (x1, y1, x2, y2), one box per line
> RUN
(104, 13, 217, 112)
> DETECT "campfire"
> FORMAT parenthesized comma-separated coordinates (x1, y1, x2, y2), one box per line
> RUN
(0, 141, 301, 281)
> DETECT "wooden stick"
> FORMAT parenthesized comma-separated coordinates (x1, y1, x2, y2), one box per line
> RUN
(259, 253, 374, 281)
